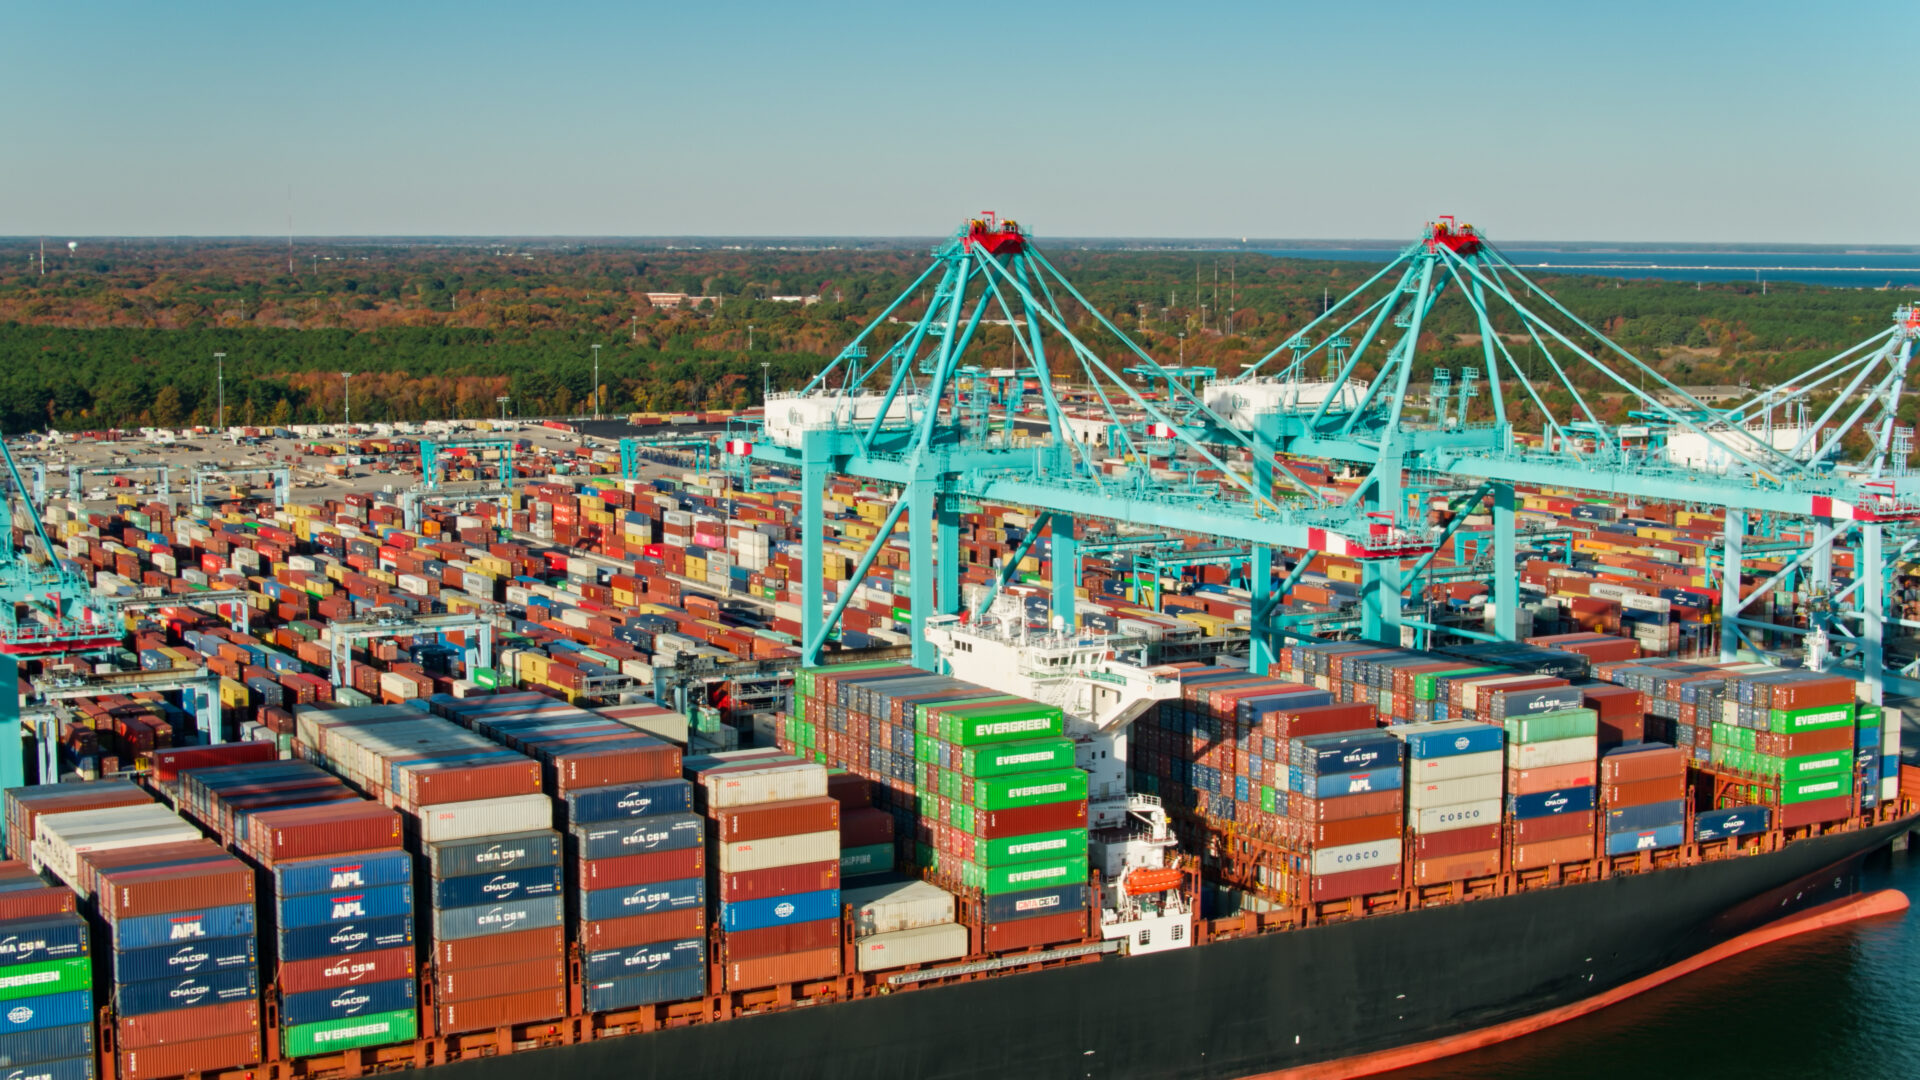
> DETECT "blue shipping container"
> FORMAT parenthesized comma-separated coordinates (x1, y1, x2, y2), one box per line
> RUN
(1604, 824, 1685, 857)
(279, 977, 416, 1028)
(431, 866, 562, 910)
(1402, 725, 1504, 760)
(0, 916, 88, 966)
(425, 831, 561, 879)
(0, 993, 91, 1036)
(1302, 767, 1404, 800)
(1507, 786, 1598, 820)
(1495, 687, 1586, 715)
(581, 967, 706, 1012)
(273, 850, 414, 898)
(113, 936, 256, 984)
(1694, 805, 1771, 842)
(113, 966, 258, 1016)
(569, 814, 704, 859)
(1604, 799, 1687, 833)
(578, 878, 705, 922)
(563, 780, 693, 823)
(277, 883, 414, 929)
(582, 938, 705, 982)
(0, 1024, 92, 1069)
(111, 904, 255, 951)
(719, 889, 840, 933)
(0, 1053, 92, 1080)
(277, 916, 415, 964)
(983, 884, 1090, 924)
(1290, 733, 1402, 776)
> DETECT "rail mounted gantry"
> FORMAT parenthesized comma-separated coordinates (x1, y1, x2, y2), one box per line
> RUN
(619, 433, 715, 478)
(402, 436, 521, 530)
(326, 608, 497, 689)
(67, 464, 171, 502)
(1181, 218, 1920, 699)
(189, 466, 291, 507)
(731, 214, 1432, 669)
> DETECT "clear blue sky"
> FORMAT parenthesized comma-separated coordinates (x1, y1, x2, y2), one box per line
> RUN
(4, 1, 1913, 243)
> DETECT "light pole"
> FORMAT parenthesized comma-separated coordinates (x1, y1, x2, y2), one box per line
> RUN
(213, 352, 226, 431)
(747, 324, 754, 351)
(341, 372, 352, 426)
(591, 344, 601, 420)
(761, 362, 771, 404)
(496, 396, 510, 422)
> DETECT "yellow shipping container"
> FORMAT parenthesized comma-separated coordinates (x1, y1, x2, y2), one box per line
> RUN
(1327, 564, 1363, 584)
(219, 677, 251, 708)
(520, 653, 551, 682)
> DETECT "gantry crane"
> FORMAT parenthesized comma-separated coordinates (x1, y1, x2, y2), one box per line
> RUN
(733, 214, 1432, 669)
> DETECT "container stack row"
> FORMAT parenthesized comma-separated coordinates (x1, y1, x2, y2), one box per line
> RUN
(1502, 708, 1600, 871)
(1599, 744, 1688, 856)
(1394, 721, 1505, 887)
(0, 864, 92, 1080)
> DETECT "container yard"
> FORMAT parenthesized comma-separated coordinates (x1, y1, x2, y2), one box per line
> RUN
(0, 217, 1915, 1080)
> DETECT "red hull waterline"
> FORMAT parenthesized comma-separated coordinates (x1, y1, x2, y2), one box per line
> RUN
(1254, 887, 1910, 1080)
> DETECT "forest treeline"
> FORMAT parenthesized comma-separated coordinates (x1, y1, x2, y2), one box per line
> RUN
(0, 236, 1913, 432)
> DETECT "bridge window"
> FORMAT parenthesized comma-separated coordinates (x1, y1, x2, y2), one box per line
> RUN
(1172, 923, 1184, 941)
(1138, 929, 1151, 946)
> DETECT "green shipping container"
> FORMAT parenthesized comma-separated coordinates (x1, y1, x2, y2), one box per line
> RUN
(960, 737, 1077, 778)
(470, 666, 499, 689)
(283, 1009, 418, 1057)
(1856, 704, 1883, 730)
(1259, 785, 1276, 814)
(1767, 704, 1854, 734)
(936, 703, 1065, 746)
(1781, 771, 1854, 805)
(967, 853, 1092, 896)
(840, 843, 894, 877)
(914, 694, 1013, 735)
(1502, 708, 1598, 744)
(969, 768, 1089, 811)
(973, 828, 1088, 868)
(1414, 667, 1500, 702)
(1783, 751, 1853, 782)
(0, 958, 90, 1002)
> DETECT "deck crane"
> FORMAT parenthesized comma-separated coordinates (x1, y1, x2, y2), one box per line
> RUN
(1190, 219, 1920, 699)
(732, 215, 1433, 669)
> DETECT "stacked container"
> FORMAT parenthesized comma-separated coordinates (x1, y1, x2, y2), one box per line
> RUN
(1282, 730, 1405, 902)
(1599, 744, 1688, 856)
(844, 879, 966, 973)
(4, 781, 152, 862)
(1393, 721, 1505, 886)
(567, 776, 706, 1013)
(174, 759, 419, 1057)
(0, 864, 92, 1080)
(292, 704, 563, 1036)
(689, 754, 840, 991)
(84, 839, 262, 1080)
(1503, 708, 1599, 870)
(831, 775, 896, 881)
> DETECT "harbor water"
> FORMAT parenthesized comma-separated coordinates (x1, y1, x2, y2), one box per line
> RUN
(1384, 840, 1920, 1080)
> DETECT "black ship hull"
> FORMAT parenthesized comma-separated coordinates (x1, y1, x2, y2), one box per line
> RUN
(430, 819, 1909, 1080)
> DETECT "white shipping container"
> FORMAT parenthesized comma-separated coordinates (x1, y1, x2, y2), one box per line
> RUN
(1507, 736, 1598, 771)
(416, 794, 553, 843)
(715, 830, 840, 874)
(854, 922, 969, 972)
(1410, 799, 1503, 835)
(377, 671, 421, 701)
(396, 573, 432, 597)
(844, 880, 956, 937)
(1407, 773, 1503, 810)
(34, 805, 200, 890)
(701, 762, 829, 808)
(1406, 750, 1504, 783)
(1882, 775, 1900, 802)
(1310, 837, 1400, 877)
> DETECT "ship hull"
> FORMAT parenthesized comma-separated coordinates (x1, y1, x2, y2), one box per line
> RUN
(430, 819, 1908, 1080)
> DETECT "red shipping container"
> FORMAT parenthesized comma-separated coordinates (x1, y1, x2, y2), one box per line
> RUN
(578, 908, 705, 951)
(725, 946, 840, 991)
(435, 926, 566, 972)
(714, 797, 840, 842)
(122, 1034, 262, 1080)
(149, 742, 277, 784)
(1413, 824, 1503, 859)
(973, 801, 1087, 840)
(116, 1001, 260, 1049)
(251, 802, 402, 863)
(1508, 761, 1597, 797)
(1512, 834, 1597, 870)
(437, 956, 567, 1004)
(1780, 794, 1854, 829)
(437, 986, 567, 1035)
(552, 743, 682, 792)
(577, 847, 705, 891)
(722, 917, 840, 960)
(1512, 811, 1596, 844)
(1774, 725, 1855, 756)
(1310, 864, 1402, 902)
(93, 855, 254, 921)
(1289, 789, 1403, 823)
(278, 947, 416, 995)
(1306, 813, 1401, 848)
(1603, 775, 1688, 807)
(839, 807, 893, 846)
(983, 909, 1086, 954)
(1599, 746, 1688, 785)
(717, 861, 840, 903)
(1413, 849, 1502, 886)
(826, 774, 873, 808)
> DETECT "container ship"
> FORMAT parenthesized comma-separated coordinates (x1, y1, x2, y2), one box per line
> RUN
(0, 345, 1914, 1076)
